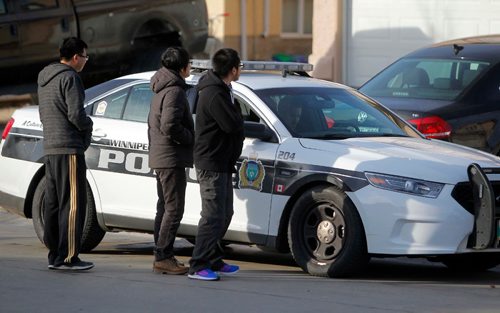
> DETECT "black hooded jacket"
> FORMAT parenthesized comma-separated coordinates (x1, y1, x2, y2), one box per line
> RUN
(148, 67, 194, 169)
(194, 70, 244, 172)
(37, 63, 93, 155)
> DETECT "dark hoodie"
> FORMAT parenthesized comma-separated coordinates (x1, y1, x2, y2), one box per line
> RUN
(37, 63, 93, 155)
(194, 70, 244, 172)
(148, 67, 194, 169)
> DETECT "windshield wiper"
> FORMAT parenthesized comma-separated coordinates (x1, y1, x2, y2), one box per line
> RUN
(306, 134, 352, 140)
(372, 133, 409, 137)
(306, 133, 410, 140)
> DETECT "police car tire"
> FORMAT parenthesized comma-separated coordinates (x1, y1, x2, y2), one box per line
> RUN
(32, 176, 105, 252)
(440, 253, 500, 272)
(287, 185, 368, 278)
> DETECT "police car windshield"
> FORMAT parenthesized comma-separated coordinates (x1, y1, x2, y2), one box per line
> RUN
(254, 87, 421, 139)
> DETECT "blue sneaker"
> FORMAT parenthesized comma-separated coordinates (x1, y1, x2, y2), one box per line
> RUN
(216, 263, 239, 275)
(188, 269, 220, 281)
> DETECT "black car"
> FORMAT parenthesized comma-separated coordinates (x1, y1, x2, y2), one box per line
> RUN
(359, 35, 500, 156)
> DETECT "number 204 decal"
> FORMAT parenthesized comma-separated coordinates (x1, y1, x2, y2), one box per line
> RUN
(277, 151, 296, 160)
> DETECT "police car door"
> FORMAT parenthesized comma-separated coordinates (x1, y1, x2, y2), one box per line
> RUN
(232, 92, 278, 244)
(86, 82, 156, 229)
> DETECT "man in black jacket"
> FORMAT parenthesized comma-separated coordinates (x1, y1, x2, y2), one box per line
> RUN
(188, 48, 244, 281)
(38, 37, 94, 271)
(148, 46, 194, 275)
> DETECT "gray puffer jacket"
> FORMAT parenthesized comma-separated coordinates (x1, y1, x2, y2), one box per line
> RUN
(148, 67, 194, 169)
(37, 63, 93, 155)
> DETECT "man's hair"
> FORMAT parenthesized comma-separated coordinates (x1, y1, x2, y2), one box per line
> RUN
(161, 46, 191, 72)
(212, 48, 241, 77)
(59, 37, 88, 60)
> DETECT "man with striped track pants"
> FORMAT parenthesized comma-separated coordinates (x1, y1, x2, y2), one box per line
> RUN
(37, 37, 94, 271)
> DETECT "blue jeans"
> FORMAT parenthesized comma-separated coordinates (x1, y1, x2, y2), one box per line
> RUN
(189, 169, 234, 273)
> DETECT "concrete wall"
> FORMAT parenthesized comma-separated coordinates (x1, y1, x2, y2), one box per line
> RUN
(308, 0, 343, 82)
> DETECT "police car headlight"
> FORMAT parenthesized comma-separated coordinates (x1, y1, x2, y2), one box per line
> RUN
(365, 172, 444, 198)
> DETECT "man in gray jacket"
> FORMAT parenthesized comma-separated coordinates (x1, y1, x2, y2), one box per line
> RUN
(148, 46, 194, 275)
(38, 37, 94, 271)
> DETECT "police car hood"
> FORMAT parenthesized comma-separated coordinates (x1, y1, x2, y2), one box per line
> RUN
(299, 137, 500, 184)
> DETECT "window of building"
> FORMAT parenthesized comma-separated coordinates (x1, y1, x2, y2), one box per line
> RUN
(281, 0, 313, 36)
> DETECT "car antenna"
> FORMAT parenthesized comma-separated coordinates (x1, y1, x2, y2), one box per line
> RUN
(453, 44, 464, 55)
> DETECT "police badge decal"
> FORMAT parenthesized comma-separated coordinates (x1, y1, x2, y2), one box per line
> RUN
(238, 154, 265, 191)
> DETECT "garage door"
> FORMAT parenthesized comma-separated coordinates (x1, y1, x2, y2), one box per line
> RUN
(345, 0, 500, 88)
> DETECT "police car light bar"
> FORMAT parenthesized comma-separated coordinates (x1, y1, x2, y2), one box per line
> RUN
(190, 60, 313, 73)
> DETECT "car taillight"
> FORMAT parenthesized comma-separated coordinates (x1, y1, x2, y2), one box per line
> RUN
(2, 118, 15, 140)
(408, 116, 451, 140)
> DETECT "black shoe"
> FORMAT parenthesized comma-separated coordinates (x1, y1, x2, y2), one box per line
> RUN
(48, 264, 55, 270)
(52, 260, 94, 271)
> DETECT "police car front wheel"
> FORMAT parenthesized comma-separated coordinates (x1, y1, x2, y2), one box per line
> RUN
(32, 176, 106, 252)
(287, 185, 369, 278)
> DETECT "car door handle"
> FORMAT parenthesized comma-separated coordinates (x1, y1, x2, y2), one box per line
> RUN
(10, 24, 17, 36)
(61, 17, 69, 32)
(92, 130, 107, 140)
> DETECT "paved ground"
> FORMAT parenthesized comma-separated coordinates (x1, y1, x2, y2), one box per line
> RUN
(1, 207, 500, 313)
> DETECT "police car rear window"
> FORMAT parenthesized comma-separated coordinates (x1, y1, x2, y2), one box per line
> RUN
(85, 79, 136, 105)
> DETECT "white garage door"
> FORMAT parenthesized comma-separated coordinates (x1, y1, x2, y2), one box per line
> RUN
(345, 0, 500, 88)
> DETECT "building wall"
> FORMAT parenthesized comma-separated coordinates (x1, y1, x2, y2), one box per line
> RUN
(309, 0, 343, 82)
(205, 0, 312, 61)
(345, 0, 500, 87)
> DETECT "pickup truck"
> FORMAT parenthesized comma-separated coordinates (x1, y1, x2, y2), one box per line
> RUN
(0, 0, 208, 88)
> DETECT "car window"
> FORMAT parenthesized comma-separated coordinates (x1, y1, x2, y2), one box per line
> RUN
(186, 85, 198, 113)
(122, 84, 152, 122)
(0, 0, 7, 14)
(85, 79, 136, 105)
(17, 0, 58, 11)
(361, 58, 490, 101)
(255, 87, 419, 138)
(236, 95, 261, 123)
(473, 64, 500, 103)
(92, 87, 129, 119)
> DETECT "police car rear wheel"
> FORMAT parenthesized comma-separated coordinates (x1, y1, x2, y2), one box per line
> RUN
(287, 185, 368, 278)
(32, 176, 106, 252)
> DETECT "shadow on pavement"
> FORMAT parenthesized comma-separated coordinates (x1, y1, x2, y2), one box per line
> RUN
(360, 257, 500, 285)
(87, 235, 500, 284)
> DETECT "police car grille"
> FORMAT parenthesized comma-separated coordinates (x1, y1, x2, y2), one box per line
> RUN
(451, 181, 500, 217)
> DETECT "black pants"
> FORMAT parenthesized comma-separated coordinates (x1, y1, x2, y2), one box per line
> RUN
(153, 168, 186, 261)
(43, 154, 87, 266)
(189, 169, 233, 274)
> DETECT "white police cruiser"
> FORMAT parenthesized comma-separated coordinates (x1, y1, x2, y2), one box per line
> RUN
(1, 61, 500, 277)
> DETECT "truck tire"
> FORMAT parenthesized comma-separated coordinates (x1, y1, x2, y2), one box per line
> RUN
(288, 185, 369, 277)
(32, 176, 105, 252)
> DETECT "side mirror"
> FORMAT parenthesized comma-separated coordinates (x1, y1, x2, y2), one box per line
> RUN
(244, 121, 277, 143)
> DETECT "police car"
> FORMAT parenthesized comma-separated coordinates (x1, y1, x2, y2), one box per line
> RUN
(1, 61, 500, 278)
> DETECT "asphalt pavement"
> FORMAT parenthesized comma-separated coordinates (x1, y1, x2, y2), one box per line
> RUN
(1, 207, 500, 313)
